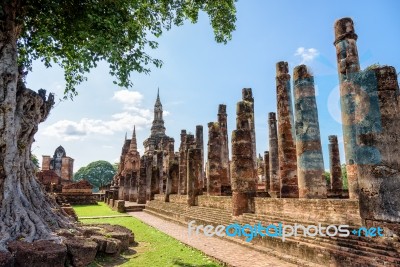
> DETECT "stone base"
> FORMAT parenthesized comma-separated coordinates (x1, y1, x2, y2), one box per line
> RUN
(56, 193, 97, 205)
(364, 219, 400, 237)
(327, 189, 349, 199)
(232, 192, 255, 216)
(268, 191, 280, 198)
(8, 240, 67, 267)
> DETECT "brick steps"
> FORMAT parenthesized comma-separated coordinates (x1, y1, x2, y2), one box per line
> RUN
(239, 213, 400, 255)
(144, 200, 400, 267)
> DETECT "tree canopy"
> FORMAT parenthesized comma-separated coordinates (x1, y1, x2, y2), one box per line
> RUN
(74, 160, 116, 189)
(16, 0, 237, 98)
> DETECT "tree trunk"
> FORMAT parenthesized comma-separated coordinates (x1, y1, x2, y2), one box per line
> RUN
(0, 2, 74, 251)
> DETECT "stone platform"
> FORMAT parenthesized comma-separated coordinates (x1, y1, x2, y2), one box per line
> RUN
(144, 194, 400, 267)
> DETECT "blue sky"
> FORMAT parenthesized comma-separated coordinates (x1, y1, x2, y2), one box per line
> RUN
(27, 0, 400, 171)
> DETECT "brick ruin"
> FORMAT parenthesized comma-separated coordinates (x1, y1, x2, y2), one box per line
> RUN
(108, 17, 400, 266)
(37, 145, 74, 192)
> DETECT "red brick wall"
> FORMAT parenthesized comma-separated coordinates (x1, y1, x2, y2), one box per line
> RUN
(254, 198, 362, 226)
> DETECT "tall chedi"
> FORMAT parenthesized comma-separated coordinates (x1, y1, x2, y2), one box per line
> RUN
(151, 88, 166, 137)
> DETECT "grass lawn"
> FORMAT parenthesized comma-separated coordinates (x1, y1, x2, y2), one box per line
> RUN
(74, 203, 222, 267)
(73, 202, 121, 217)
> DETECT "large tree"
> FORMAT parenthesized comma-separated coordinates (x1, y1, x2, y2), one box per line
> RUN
(0, 0, 236, 251)
(74, 160, 116, 189)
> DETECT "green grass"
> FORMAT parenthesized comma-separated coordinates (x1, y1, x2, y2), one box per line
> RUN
(74, 203, 222, 267)
(73, 202, 121, 217)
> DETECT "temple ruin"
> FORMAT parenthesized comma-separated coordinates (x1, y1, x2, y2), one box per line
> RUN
(107, 17, 400, 266)
(37, 145, 74, 192)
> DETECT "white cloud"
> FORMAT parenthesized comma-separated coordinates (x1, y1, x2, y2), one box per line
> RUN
(294, 47, 319, 64)
(43, 114, 152, 141)
(112, 90, 143, 106)
(43, 89, 154, 141)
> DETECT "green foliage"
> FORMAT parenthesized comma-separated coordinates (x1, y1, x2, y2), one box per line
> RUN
(323, 171, 330, 186)
(113, 162, 119, 172)
(31, 154, 40, 170)
(16, 1, 237, 99)
(76, 203, 221, 267)
(74, 160, 115, 189)
(341, 164, 348, 190)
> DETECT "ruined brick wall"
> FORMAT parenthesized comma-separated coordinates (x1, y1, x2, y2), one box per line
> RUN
(198, 195, 232, 210)
(254, 198, 361, 226)
(42, 156, 51, 171)
(60, 157, 74, 181)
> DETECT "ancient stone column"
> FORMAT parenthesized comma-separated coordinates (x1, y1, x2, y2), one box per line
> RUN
(328, 135, 343, 192)
(187, 148, 202, 206)
(355, 66, 400, 234)
(124, 176, 130, 201)
(268, 112, 280, 197)
(196, 125, 204, 190)
(179, 130, 187, 195)
(242, 89, 257, 181)
(231, 90, 257, 216)
(128, 172, 138, 202)
(137, 157, 147, 204)
(334, 17, 361, 199)
(207, 122, 222, 195)
(276, 61, 299, 198)
(171, 153, 180, 193)
(293, 65, 327, 198)
(264, 151, 270, 192)
(218, 104, 231, 191)
(145, 155, 153, 201)
(157, 151, 164, 194)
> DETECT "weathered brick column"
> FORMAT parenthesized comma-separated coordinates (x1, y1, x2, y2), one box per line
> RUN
(293, 65, 327, 198)
(179, 130, 187, 195)
(187, 148, 202, 206)
(242, 89, 257, 181)
(334, 17, 361, 199)
(355, 66, 400, 235)
(145, 155, 153, 201)
(231, 90, 257, 216)
(264, 151, 270, 192)
(268, 112, 280, 197)
(328, 135, 343, 192)
(195, 125, 205, 190)
(207, 122, 222, 195)
(157, 151, 164, 194)
(128, 172, 138, 202)
(276, 61, 299, 198)
(137, 157, 147, 204)
(218, 104, 231, 191)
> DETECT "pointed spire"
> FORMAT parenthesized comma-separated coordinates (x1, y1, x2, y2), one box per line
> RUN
(125, 132, 127, 141)
(155, 87, 162, 107)
(130, 125, 138, 150)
